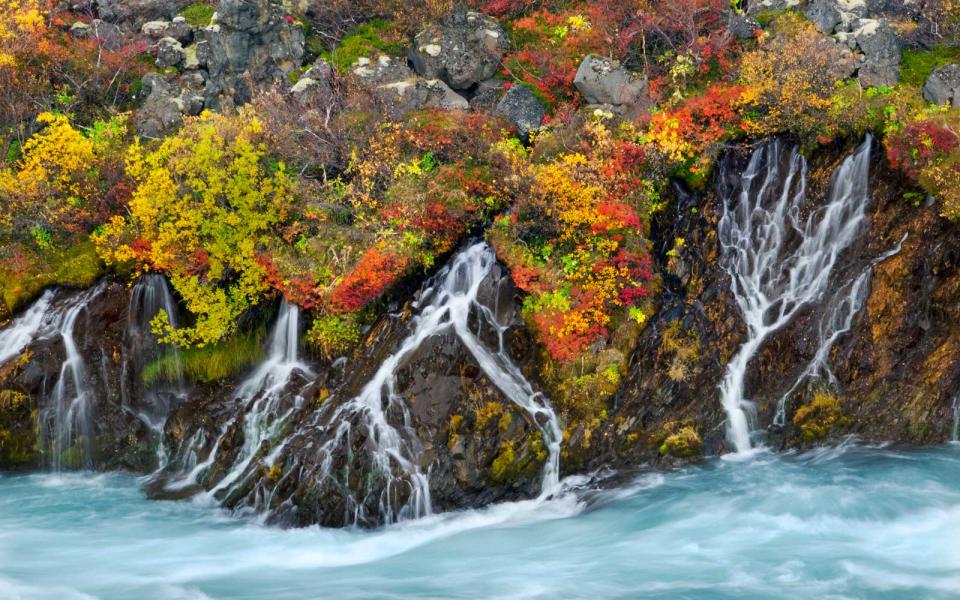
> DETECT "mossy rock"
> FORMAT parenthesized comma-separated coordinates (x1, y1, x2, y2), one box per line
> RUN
(793, 390, 854, 442)
(0, 390, 38, 467)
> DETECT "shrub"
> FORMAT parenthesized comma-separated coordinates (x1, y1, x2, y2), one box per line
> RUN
(94, 109, 296, 347)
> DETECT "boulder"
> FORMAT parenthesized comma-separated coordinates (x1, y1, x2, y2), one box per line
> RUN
(805, 0, 844, 33)
(747, 0, 808, 15)
(135, 73, 186, 138)
(728, 13, 761, 40)
(574, 55, 649, 108)
(141, 20, 170, 38)
(839, 18, 901, 87)
(494, 85, 545, 142)
(923, 64, 960, 107)
(155, 36, 185, 69)
(408, 10, 509, 91)
(71, 19, 124, 50)
(351, 54, 469, 116)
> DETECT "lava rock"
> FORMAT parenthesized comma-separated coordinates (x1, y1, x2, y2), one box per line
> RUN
(923, 64, 960, 107)
(97, 0, 191, 29)
(805, 0, 844, 33)
(837, 18, 901, 87)
(494, 84, 545, 142)
(155, 36, 185, 69)
(408, 9, 509, 91)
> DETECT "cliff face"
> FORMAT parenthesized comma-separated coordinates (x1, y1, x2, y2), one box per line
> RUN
(1, 137, 957, 527)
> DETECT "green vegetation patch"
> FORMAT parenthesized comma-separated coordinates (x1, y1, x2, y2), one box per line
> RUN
(322, 19, 404, 72)
(141, 329, 266, 386)
(0, 237, 104, 319)
(900, 46, 960, 89)
(180, 2, 216, 28)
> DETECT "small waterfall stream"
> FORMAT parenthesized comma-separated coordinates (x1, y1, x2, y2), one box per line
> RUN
(125, 274, 185, 468)
(315, 243, 562, 524)
(42, 284, 106, 471)
(208, 301, 312, 498)
(718, 137, 872, 452)
(0, 289, 56, 366)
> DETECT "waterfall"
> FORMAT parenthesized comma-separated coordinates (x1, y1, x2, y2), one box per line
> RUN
(42, 284, 106, 471)
(718, 137, 872, 453)
(0, 289, 56, 367)
(316, 242, 562, 525)
(773, 236, 906, 427)
(125, 274, 185, 467)
(206, 301, 312, 497)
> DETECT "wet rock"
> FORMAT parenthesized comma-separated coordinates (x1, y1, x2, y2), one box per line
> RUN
(923, 64, 960, 107)
(574, 55, 649, 111)
(408, 10, 509, 91)
(494, 84, 545, 142)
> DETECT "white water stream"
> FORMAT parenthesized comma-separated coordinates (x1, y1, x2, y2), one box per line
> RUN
(718, 137, 872, 452)
(0, 289, 55, 367)
(316, 242, 562, 524)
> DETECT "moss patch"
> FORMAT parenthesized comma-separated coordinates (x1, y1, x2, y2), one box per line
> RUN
(141, 329, 266, 385)
(900, 46, 960, 89)
(0, 389, 38, 467)
(793, 390, 853, 441)
(180, 2, 216, 28)
(322, 19, 404, 72)
(0, 237, 105, 320)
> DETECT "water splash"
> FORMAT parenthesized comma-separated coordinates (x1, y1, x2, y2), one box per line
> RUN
(0, 290, 57, 367)
(315, 242, 562, 525)
(718, 137, 872, 452)
(41, 284, 107, 471)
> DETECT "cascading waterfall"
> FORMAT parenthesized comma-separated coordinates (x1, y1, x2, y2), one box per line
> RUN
(718, 137, 872, 452)
(205, 301, 312, 497)
(315, 242, 562, 525)
(0, 289, 56, 366)
(42, 284, 106, 471)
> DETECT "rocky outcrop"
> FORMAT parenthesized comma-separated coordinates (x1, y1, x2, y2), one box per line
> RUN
(195, 0, 305, 108)
(408, 9, 509, 92)
(0, 281, 159, 471)
(350, 54, 469, 116)
(924, 64, 960, 107)
(97, 0, 192, 30)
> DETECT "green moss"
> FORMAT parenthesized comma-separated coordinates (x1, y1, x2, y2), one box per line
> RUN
(322, 19, 403, 72)
(754, 9, 789, 28)
(141, 329, 266, 386)
(490, 441, 516, 483)
(0, 390, 38, 467)
(180, 2, 216, 28)
(0, 237, 105, 319)
(307, 313, 361, 359)
(658, 426, 702, 458)
(793, 390, 853, 441)
(900, 46, 960, 89)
